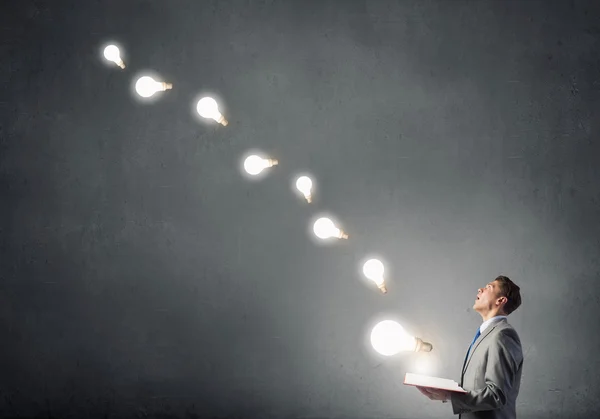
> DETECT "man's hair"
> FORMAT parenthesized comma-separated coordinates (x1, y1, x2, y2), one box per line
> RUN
(494, 275, 522, 315)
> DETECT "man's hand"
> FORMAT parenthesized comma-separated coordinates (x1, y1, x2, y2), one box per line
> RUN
(415, 386, 451, 402)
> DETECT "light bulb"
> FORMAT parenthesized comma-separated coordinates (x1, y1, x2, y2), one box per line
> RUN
(363, 259, 387, 294)
(135, 76, 173, 98)
(313, 217, 348, 240)
(370, 321, 433, 356)
(295, 176, 313, 203)
(103, 45, 125, 69)
(243, 155, 278, 176)
(371, 320, 413, 356)
(196, 97, 228, 126)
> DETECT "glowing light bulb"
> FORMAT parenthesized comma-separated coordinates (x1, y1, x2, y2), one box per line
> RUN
(135, 76, 173, 98)
(370, 321, 432, 355)
(103, 45, 125, 69)
(196, 97, 228, 126)
(243, 155, 278, 176)
(295, 176, 313, 203)
(313, 217, 348, 240)
(363, 258, 387, 294)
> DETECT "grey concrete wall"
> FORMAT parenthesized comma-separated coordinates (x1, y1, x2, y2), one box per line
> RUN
(1, 1, 599, 418)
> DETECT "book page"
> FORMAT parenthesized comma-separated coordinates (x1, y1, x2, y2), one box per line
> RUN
(403, 372, 467, 393)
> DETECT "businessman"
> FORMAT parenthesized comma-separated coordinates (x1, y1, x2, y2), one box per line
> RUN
(417, 275, 523, 419)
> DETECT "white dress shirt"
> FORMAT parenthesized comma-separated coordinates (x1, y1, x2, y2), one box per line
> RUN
(480, 315, 508, 334)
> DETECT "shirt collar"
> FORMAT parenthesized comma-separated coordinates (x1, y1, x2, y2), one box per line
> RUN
(480, 315, 507, 333)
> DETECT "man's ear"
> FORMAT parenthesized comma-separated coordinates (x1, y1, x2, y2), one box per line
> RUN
(496, 296, 508, 307)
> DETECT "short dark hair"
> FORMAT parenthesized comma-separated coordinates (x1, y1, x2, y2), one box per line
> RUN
(494, 275, 522, 315)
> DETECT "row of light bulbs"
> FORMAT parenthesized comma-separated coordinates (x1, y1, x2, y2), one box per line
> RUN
(103, 44, 430, 357)
(103, 45, 229, 125)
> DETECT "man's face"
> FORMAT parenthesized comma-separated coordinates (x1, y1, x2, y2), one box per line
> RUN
(473, 280, 504, 312)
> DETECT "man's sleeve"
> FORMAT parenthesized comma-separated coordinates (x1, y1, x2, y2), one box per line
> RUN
(450, 329, 523, 415)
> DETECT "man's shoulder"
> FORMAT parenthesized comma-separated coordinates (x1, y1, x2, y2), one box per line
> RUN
(494, 319, 516, 331)
(491, 321, 523, 346)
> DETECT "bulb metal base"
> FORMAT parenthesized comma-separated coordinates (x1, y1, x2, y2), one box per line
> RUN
(415, 337, 433, 352)
(216, 114, 228, 126)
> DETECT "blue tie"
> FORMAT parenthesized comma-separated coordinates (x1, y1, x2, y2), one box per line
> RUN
(464, 328, 481, 366)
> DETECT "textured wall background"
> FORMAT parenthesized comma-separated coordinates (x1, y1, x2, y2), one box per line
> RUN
(1, 1, 599, 418)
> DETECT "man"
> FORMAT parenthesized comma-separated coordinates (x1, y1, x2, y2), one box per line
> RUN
(416, 275, 523, 419)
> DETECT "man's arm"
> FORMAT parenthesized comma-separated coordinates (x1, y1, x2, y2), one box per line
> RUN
(450, 329, 523, 415)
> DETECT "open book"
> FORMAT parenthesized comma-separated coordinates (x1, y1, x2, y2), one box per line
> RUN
(403, 372, 467, 393)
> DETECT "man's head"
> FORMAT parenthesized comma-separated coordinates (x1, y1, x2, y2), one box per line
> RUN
(473, 275, 521, 320)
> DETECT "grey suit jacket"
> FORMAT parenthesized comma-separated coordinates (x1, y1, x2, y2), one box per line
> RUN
(450, 318, 523, 419)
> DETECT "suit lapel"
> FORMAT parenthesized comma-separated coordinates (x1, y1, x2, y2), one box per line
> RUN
(462, 321, 503, 375)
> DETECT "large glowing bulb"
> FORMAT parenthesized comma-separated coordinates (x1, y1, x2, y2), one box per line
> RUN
(103, 45, 125, 69)
(243, 155, 278, 176)
(135, 76, 173, 98)
(313, 217, 348, 240)
(370, 320, 433, 356)
(295, 176, 313, 203)
(196, 97, 228, 126)
(370, 320, 417, 356)
(363, 259, 387, 294)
